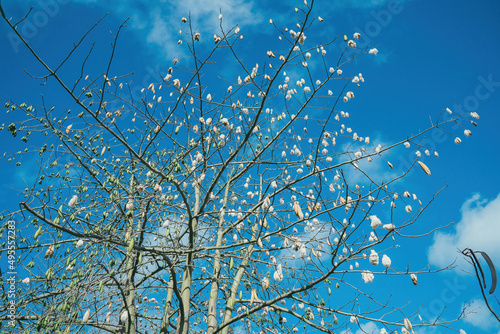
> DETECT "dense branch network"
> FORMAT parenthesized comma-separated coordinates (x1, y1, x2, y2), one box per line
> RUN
(0, 1, 480, 334)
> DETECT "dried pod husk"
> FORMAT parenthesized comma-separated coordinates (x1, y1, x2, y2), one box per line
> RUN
(404, 318, 413, 333)
(417, 161, 431, 175)
(411, 273, 418, 285)
(257, 238, 263, 248)
(262, 277, 269, 290)
(250, 289, 258, 305)
(293, 202, 304, 220)
(45, 245, 55, 260)
(83, 309, 90, 322)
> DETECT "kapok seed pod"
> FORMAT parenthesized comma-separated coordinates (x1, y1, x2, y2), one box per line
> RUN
(417, 161, 431, 175)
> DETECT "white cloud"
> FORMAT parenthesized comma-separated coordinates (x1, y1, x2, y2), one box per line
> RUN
(279, 219, 333, 264)
(344, 153, 398, 186)
(372, 50, 390, 65)
(169, 0, 262, 31)
(72, 0, 264, 58)
(340, 138, 399, 186)
(232, 325, 246, 334)
(463, 298, 500, 331)
(328, 0, 410, 9)
(428, 193, 500, 273)
(146, 10, 182, 58)
(340, 321, 381, 334)
(355, 321, 380, 334)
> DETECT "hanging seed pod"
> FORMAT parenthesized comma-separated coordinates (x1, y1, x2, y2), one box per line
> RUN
(68, 195, 78, 207)
(257, 238, 263, 248)
(417, 161, 431, 175)
(34, 226, 42, 239)
(262, 277, 269, 290)
(293, 202, 304, 220)
(404, 318, 413, 333)
(83, 309, 90, 322)
(120, 311, 129, 323)
(411, 273, 418, 285)
(263, 196, 271, 209)
(127, 239, 134, 253)
(45, 245, 54, 260)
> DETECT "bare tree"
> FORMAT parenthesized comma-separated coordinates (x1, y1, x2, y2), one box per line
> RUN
(0, 1, 480, 333)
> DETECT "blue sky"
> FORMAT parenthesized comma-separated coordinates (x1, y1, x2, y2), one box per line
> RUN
(1, 0, 499, 333)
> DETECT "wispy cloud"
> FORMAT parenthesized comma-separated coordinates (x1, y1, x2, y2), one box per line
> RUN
(13, 153, 40, 187)
(340, 320, 381, 334)
(340, 138, 399, 186)
(72, 0, 264, 59)
(427, 192, 500, 272)
(279, 219, 333, 264)
(328, 0, 410, 9)
(354, 321, 380, 334)
(463, 298, 500, 331)
(344, 153, 398, 186)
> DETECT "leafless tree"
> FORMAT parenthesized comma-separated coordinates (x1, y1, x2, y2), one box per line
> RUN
(0, 1, 480, 333)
